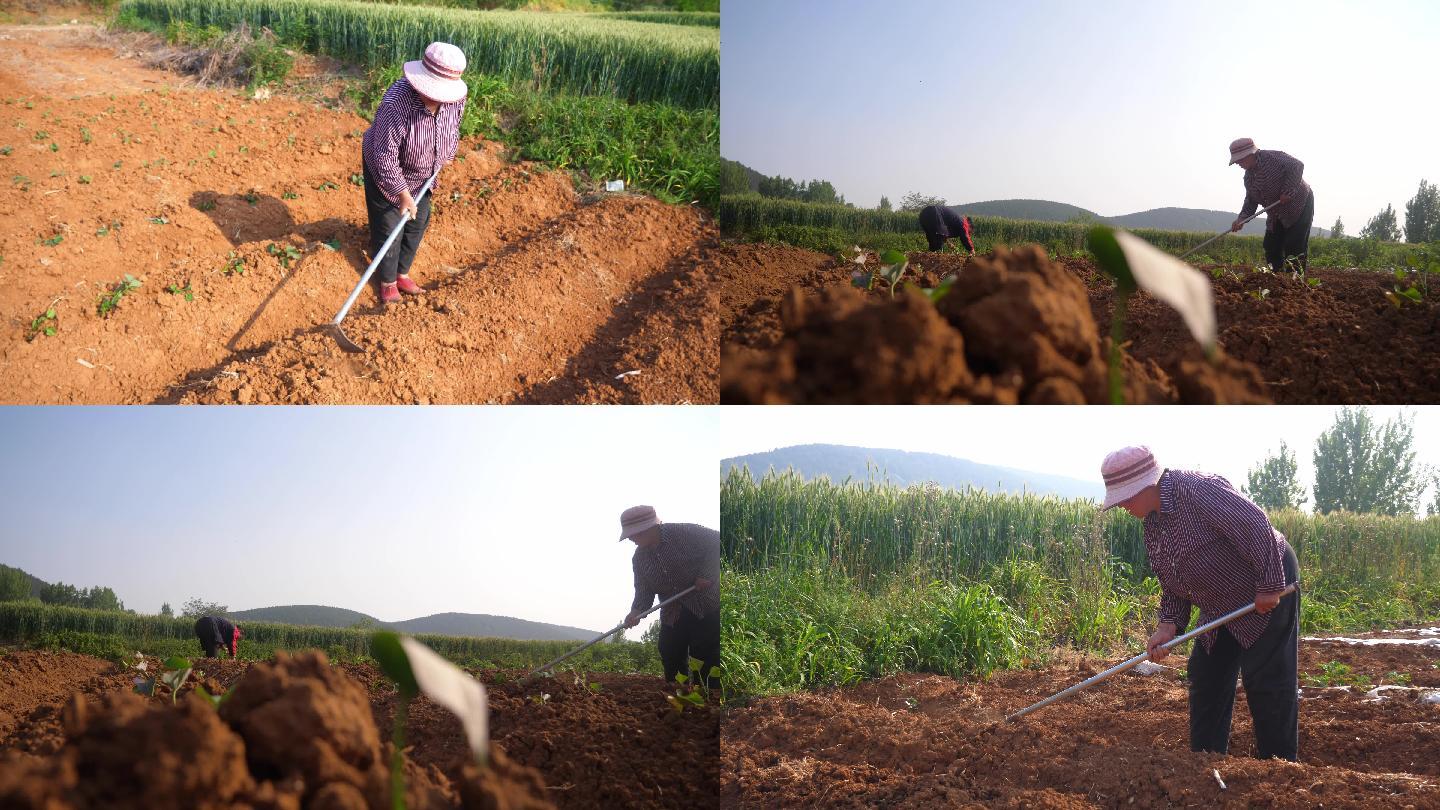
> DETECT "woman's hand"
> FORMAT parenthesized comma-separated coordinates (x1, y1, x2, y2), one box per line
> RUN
(399, 191, 418, 221)
(1254, 590, 1281, 614)
(1147, 622, 1178, 661)
(623, 610, 642, 628)
(694, 577, 712, 592)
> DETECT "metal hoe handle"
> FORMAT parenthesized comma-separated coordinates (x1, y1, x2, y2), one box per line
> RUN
(1007, 583, 1297, 722)
(524, 585, 700, 679)
(1177, 203, 1273, 261)
(330, 171, 439, 326)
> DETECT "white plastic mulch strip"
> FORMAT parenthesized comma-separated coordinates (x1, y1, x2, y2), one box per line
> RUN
(1301, 635, 1440, 648)
(1362, 685, 1440, 704)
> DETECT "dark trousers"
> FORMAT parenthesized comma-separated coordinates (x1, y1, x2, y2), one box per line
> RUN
(659, 607, 720, 689)
(1188, 543, 1301, 761)
(918, 205, 948, 251)
(194, 616, 223, 658)
(1263, 190, 1315, 273)
(362, 162, 433, 285)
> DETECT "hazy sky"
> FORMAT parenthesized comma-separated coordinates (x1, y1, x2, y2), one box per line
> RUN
(722, 0, 1440, 232)
(719, 406, 1440, 514)
(0, 407, 720, 640)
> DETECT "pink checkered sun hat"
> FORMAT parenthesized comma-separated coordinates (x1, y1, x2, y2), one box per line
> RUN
(1228, 137, 1259, 165)
(618, 505, 662, 541)
(1100, 446, 1163, 511)
(403, 42, 468, 104)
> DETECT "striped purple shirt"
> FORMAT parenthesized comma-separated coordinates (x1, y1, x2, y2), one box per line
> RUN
(1145, 470, 1292, 651)
(1239, 149, 1311, 230)
(361, 78, 465, 207)
(632, 522, 721, 626)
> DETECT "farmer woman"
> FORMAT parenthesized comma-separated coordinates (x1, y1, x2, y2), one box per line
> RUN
(194, 615, 242, 659)
(918, 204, 975, 254)
(1227, 138, 1314, 273)
(619, 505, 721, 689)
(1101, 445, 1301, 761)
(361, 42, 468, 306)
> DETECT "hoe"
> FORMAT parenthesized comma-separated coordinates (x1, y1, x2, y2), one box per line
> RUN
(329, 171, 438, 353)
(1176, 202, 1274, 261)
(522, 585, 699, 680)
(1008, 584, 1297, 721)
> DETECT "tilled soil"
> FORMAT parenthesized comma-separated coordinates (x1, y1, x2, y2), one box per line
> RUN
(0, 25, 718, 404)
(717, 242, 1440, 404)
(723, 630, 1440, 808)
(0, 649, 719, 809)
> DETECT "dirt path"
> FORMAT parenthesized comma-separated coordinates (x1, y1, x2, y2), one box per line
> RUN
(723, 630, 1440, 808)
(0, 25, 719, 404)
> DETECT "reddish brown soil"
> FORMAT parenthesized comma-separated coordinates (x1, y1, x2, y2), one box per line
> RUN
(723, 633, 1440, 808)
(0, 649, 718, 810)
(0, 25, 718, 404)
(720, 244, 1266, 404)
(718, 243, 1440, 405)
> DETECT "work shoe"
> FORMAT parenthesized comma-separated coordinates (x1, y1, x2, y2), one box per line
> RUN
(379, 281, 401, 305)
(396, 274, 421, 295)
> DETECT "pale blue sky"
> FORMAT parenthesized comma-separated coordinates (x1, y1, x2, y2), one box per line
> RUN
(0, 407, 720, 640)
(719, 406, 1440, 515)
(722, 0, 1440, 233)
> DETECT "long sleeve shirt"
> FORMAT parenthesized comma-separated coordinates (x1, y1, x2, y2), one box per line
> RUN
(1144, 470, 1293, 651)
(361, 78, 465, 207)
(631, 522, 721, 625)
(1239, 149, 1311, 230)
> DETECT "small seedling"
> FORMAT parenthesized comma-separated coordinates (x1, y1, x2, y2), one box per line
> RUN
(266, 243, 301, 269)
(78, 175, 92, 184)
(530, 692, 552, 705)
(0, 146, 11, 156)
(166, 281, 195, 302)
(50, 143, 58, 153)
(920, 274, 958, 304)
(349, 173, 364, 186)
(149, 215, 169, 225)
(197, 198, 216, 212)
(282, 190, 297, 200)
(112, 160, 122, 169)
(1249, 288, 1271, 301)
(1383, 671, 1413, 686)
(222, 252, 245, 276)
(132, 654, 195, 705)
(27, 307, 57, 340)
(207, 149, 217, 159)
(33, 130, 48, 140)
(39, 233, 64, 247)
(81, 127, 92, 144)
(314, 180, 338, 191)
(97, 274, 142, 317)
(323, 237, 341, 252)
(372, 632, 491, 808)
(1302, 660, 1370, 689)
(244, 189, 259, 205)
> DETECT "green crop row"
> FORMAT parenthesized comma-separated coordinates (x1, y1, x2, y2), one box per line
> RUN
(721, 468, 1440, 697)
(118, 0, 718, 109)
(0, 602, 658, 673)
(719, 194, 1430, 269)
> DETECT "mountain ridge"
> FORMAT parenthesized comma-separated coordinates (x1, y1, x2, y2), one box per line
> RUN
(722, 443, 1103, 501)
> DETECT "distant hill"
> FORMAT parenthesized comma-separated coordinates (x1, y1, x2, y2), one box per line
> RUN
(722, 444, 1103, 501)
(0, 563, 50, 599)
(721, 157, 766, 194)
(227, 604, 600, 641)
(948, 199, 1303, 237)
(950, 198, 1104, 223)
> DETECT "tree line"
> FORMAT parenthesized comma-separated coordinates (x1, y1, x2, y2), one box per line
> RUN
(1244, 407, 1440, 516)
(1334, 179, 1440, 243)
(0, 566, 231, 621)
